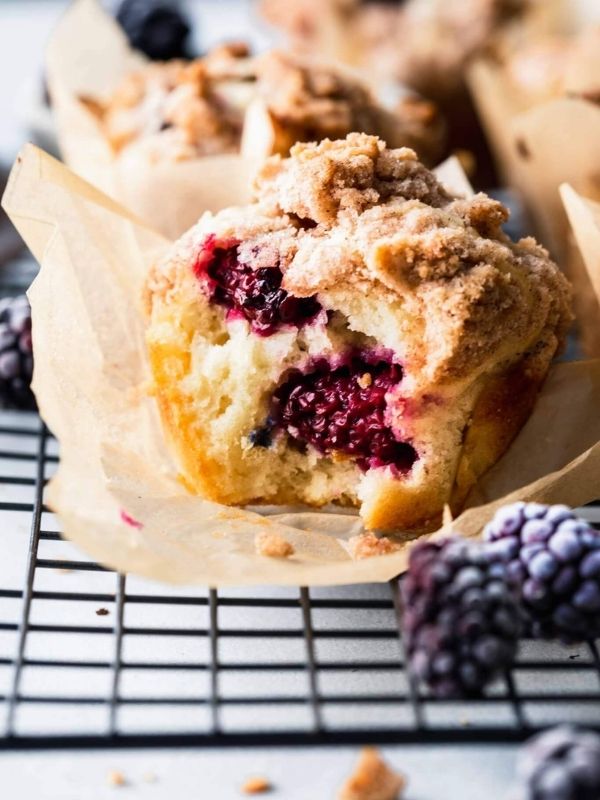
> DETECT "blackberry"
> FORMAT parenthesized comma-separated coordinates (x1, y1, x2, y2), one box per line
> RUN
(484, 502, 600, 643)
(0, 295, 35, 411)
(272, 355, 417, 472)
(401, 537, 520, 698)
(115, 0, 192, 61)
(196, 237, 322, 337)
(516, 726, 600, 800)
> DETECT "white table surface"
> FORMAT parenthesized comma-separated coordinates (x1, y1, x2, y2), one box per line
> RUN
(1, 2, 600, 798)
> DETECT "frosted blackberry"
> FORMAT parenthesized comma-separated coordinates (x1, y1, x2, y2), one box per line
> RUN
(516, 726, 600, 800)
(484, 502, 600, 642)
(401, 537, 520, 698)
(0, 295, 35, 411)
(115, 0, 191, 61)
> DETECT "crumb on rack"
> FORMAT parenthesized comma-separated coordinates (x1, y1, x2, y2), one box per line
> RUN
(241, 775, 273, 794)
(337, 747, 405, 800)
(254, 530, 295, 558)
(107, 770, 127, 788)
(143, 772, 157, 783)
(347, 533, 400, 560)
(96, 607, 110, 616)
(357, 372, 372, 389)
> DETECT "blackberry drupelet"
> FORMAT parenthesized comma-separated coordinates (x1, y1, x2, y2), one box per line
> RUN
(0, 295, 35, 411)
(115, 0, 191, 61)
(484, 502, 600, 643)
(401, 537, 520, 698)
(516, 726, 600, 800)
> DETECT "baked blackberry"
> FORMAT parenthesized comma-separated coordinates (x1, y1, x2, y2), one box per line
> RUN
(484, 502, 600, 643)
(115, 0, 191, 61)
(0, 295, 35, 411)
(401, 537, 521, 698)
(516, 726, 600, 800)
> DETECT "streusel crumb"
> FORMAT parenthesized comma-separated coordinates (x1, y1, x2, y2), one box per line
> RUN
(107, 771, 127, 788)
(255, 531, 295, 558)
(348, 533, 400, 560)
(337, 747, 406, 800)
(241, 776, 273, 794)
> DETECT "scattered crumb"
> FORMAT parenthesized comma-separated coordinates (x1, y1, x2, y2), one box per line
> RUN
(54, 568, 73, 575)
(241, 776, 273, 794)
(459, 717, 471, 728)
(96, 607, 110, 616)
(143, 772, 157, 783)
(337, 748, 406, 800)
(107, 770, 127, 788)
(254, 530, 295, 558)
(347, 533, 401, 560)
(357, 372, 372, 389)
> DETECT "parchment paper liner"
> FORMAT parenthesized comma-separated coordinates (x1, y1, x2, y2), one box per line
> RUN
(467, 44, 600, 265)
(562, 184, 600, 356)
(4, 144, 600, 586)
(46, 0, 263, 240)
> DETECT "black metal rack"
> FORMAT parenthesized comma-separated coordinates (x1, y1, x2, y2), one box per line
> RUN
(0, 415, 599, 750)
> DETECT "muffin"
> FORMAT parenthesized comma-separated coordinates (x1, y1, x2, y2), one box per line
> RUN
(507, 27, 600, 107)
(145, 134, 571, 533)
(260, 0, 529, 183)
(95, 44, 445, 165)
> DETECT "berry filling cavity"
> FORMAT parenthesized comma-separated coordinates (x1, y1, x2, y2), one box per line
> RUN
(195, 236, 321, 336)
(271, 354, 417, 473)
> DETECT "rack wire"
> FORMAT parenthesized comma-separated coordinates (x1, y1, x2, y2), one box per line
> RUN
(0, 412, 599, 750)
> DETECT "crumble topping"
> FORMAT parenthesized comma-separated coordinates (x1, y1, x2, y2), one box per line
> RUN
(97, 47, 443, 162)
(252, 133, 571, 383)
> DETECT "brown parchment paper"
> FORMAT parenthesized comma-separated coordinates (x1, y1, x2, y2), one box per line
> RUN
(561, 184, 600, 356)
(46, 0, 258, 240)
(3, 144, 600, 586)
(468, 50, 600, 266)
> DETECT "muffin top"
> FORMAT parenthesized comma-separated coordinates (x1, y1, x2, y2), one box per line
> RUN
(96, 45, 444, 163)
(159, 133, 571, 386)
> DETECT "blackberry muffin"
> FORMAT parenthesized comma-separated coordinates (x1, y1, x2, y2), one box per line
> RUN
(506, 27, 600, 107)
(145, 134, 571, 533)
(95, 45, 444, 165)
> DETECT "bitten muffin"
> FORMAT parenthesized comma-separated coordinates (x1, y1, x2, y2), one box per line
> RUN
(94, 44, 444, 164)
(145, 134, 571, 533)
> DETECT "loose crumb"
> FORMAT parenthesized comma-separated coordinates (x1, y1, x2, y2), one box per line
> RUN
(254, 530, 295, 558)
(337, 748, 405, 800)
(143, 772, 157, 783)
(96, 608, 110, 616)
(347, 533, 400, 560)
(241, 776, 273, 794)
(107, 770, 127, 788)
(54, 568, 73, 575)
(357, 372, 372, 389)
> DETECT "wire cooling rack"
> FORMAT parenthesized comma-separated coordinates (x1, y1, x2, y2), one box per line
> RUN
(0, 411, 599, 751)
